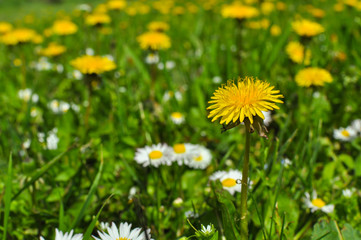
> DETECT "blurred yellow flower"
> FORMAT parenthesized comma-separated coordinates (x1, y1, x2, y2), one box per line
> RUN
(70, 55, 116, 74)
(0, 22, 12, 34)
(261, 2, 275, 15)
(221, 3, 259, 19)
(286, 41, 311, 65)
(85, 13, 111, 26)
(246, 19, 269, 29)
(147, 21, 170, 32)
(173, 6, 186, 15)
(39, 42, 66, 57)
(107, 0, 126, 10)
(207, 77, 283, 125)
(276, 2, 287, 10)
(52, 20, 78, 35)
(137, 31, 171, 50)
(292, 19, 324, 37)
(295, 67, 332, 87)
(94, 3, 108, 13)
(1, 28, 37, 45)
(270, 25, 281, 36)
(32, 34, 44, 44)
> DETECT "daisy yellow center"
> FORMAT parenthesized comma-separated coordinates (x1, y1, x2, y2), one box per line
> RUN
(194, 155, 203, 161)
(174, 144, 186, 154)
(221, 178, 237, 187)
(341, 130, 350, 137)
(207, 77, 284, 125)
(171, 112, 183, 119)
(311, 198, 326, 208)
(149, 150, 163, 160)
(116, 238, 130, 240)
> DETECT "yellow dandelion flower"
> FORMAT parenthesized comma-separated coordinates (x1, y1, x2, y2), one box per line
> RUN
(270, 25, 281, 36)
(261, 2, 275, 15)
(292, 19, 324, 37)
(52, 20, 78, 35)
(246, 19, 270, 29)
(147, 21, 170, 32)
(1, 28, 37, 45)
(276, 2, 287, 11)
(221, 3, 259, 19)
(207, 77, 283, 127)
(107, 0, 127, 10)
(85, 13, 111, 26)
(137, 31, 171, 50)
(0, 22, 12, 34)
(286, 41, 311, 65)
(94, 3, 108, 13)
(295, 67, 332, 87)
(39, 42, 66, 57)
(70, 55, 116, 74)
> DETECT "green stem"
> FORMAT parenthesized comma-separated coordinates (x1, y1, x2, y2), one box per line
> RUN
(240, 125, 251, 240)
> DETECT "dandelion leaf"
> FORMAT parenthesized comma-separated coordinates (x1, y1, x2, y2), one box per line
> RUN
(311, 220, 342, 240)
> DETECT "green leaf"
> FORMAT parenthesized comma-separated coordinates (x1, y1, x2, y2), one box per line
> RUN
(355, 155, 361, 177)
(338, 154, 354, 169)
(311, 220, 342, 240)
(70, 146, 104, 229)
(322, 162, 336, 180)
(2, 153, 13, 240)
(342, 224, 361, 240)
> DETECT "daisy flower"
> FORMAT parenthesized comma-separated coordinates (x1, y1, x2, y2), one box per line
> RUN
(185, 145, 212, 169)
(170, 112, 185, 125)
(40, 228, 82, 240)
(93, 222, 153, 240)
(18, 89, 39, 103)
(145, 53, 159, 64)
(351, 119, 361, 134)
(134, 143, 173, 167)
(171, 143, 198, 165)
(303, 191, 334, 213)
(210, 170, 245, 195)
(333, 126, 357, 141)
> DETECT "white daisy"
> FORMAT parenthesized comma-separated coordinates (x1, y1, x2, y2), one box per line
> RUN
(145, 53, 159, 64)
(134, 143, 173, 167)
(303, 191, 334, 213)
(171, 143, 198, 165)
(351, 119, 361, 134)
(93, 222, 153, 240)
(210, 170, 243, 195)
(18, 89, 39, 103)
(201, 225, 213, 235)
(262, 111, 272, 126)
(49, 100, 71, 114)
(281, 158, 292, 167)
(333, 126, 357, 141)
(212, 76, 222, 84)
(40, 228, 83, 240)
(185, 145, 212, 169)
(342, 188, 355, 198)
(86, 48, 94, 56)
(170, 112, 185, 125)
(46, 128, 59, 150)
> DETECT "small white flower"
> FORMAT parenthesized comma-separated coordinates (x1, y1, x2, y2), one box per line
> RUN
(71, 103, 80, 112)
(86, 48, 94, 56)
(38, 132, 45, 143)
(18, 89, 38, 102)
(46, 129, 59, 150)
(134, 143, 173, 167)
(56, 64, 64, 73)
(165, 61, 175, 69)
(76, 3, 92, 12)
(313, 91, 321, 98)
(49, 100, 71, 114)
(35, 57, 52, 71)
(104, 54, 114, 61)
(303, 191, 334, 213)
(210, 170, 243, 195)
(145, 53, 159, 64)
(40, 228, 83, 240)
(22, 139, 31, 149)
(281, 158, 292, 167)
(99, 222, 110, 231)
(119, 86, 127, 93)
(200, 225, 213, 235)
(172, 197, 183, 207)
(170, 112, 185, 124)
(128, 186, 138, 199)
(342, 188, 355, 198)
(171, 143, 198, 165)
(185, 210, 199, 218)
(72, 70, 83, 80)
(262, 111, 272, 126)
(93, 222, 153, 240)
(212, 76, 222, 84)
(333, 126, 357, 141)
(351, 119, 361, 134)
(30, 107, 39, 117)
(185, 145, 212, 169)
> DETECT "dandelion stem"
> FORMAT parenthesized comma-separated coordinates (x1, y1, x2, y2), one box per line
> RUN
(240, 124, 251, 239)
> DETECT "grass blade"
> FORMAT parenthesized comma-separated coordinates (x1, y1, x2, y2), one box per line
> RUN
(2, 153, 13, 240)
(71, 146, 104, 229)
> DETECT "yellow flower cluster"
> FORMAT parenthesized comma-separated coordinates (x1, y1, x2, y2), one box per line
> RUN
(286, 41, 311, 65)
(1, 28, 39, 45)
(52, 20, 78, 35)
(39, 42, 66, 57)
(221, 3, 259, 19)
(70, 55, 116, 74)
(137, 31, 171, 50)
(292, 19, 324, 37)
(295, 67, 333, 87)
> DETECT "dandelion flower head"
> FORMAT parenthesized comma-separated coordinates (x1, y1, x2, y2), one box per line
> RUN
(221, 3, 259, 19)
(52, 20, 78, 35)
(70, 55, 116, 74)
(147, 21, 170, 32)
(39, 42, 66, 57)
(0, 21, 12, 34)
(292, 19, 324, 37)
(85, 13, 111, 26)
(295, 67, 332, 87)
(1, 28, 37, 45)
(137, 31, 171, 50)
(107, 0, 127, 10)
(286, 41, 311, 65)
(207, 77, 283, 126)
